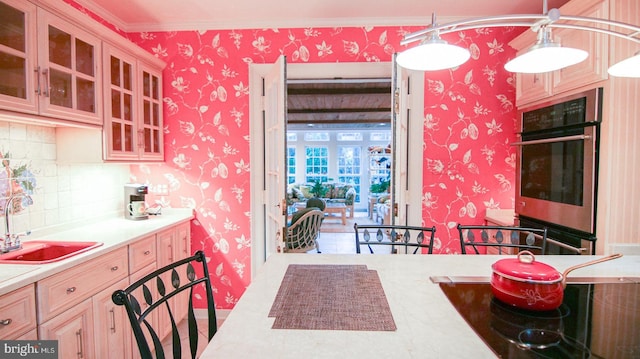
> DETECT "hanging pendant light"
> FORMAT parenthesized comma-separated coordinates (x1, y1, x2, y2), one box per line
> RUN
(396, 13, 470, 71)
(608, 51, 640, 78)
(396, 32, 470, 71)
(504, 27, 588, 73)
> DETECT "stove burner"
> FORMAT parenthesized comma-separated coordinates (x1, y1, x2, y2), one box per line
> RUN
(518, 329, 591, 358)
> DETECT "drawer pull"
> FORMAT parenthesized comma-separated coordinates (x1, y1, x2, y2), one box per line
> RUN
(111, 266, 119, 271)
(144, 250, 151, 255)
(67, 286, 77, 294)
(0, 318, 12, 326)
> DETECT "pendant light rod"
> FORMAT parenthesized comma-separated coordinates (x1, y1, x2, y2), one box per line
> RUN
(401, 10, 640, 46)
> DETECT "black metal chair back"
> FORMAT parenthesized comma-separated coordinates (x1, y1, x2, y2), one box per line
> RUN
(112, 250, 217, 359)
(354, 223, 436, 254)
(457, 224, 548, 255)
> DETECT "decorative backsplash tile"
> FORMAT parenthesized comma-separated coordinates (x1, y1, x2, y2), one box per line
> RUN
(0, 120, 130, 237)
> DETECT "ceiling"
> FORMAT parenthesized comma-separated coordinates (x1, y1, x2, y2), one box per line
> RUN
(74, 0, 570, 131)
(74, 0, 571, 32)
(287, 79, 392, 131)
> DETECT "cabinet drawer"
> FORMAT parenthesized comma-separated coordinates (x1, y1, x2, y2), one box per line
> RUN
(0, 284, 37, 339)
(37, 247, 128, 323)
(129, 235, 157, 273)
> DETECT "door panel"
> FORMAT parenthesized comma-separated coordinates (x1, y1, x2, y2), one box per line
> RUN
(264, 55, 287, 256)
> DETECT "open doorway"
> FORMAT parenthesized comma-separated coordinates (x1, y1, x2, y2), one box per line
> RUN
(285, 78, 392, 223)
(249, 61, 424, 276)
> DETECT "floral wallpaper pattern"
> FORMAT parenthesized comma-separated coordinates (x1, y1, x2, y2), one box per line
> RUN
(421, 28, 519, 254)
(66, 0, 518, 310)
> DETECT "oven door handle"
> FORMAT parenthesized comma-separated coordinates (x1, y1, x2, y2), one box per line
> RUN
(542, 236, 588, 254)
(511, 134, 591, 146)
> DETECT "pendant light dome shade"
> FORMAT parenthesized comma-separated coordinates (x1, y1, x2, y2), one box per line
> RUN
(396, 36, 471, 71)
(608, 52, 640, 78)
(505, 43, 588, 73)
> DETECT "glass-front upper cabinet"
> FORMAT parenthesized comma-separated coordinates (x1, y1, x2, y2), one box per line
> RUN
(103, 43, 163, 161)
(0, 1, 102, 125)
(0, 0, 38, 114)
(37, 8, 102, 125)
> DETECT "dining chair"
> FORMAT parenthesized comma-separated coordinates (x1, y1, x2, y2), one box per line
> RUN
(284, 208, 324, 253)
(457, 224, 548, 255)
(353, 223, 436, 254)
(112, 250, 217, 359)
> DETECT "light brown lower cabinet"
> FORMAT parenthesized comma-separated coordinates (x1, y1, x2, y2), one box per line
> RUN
(38, 298, 95, 359)
(0, 221, 191, 358)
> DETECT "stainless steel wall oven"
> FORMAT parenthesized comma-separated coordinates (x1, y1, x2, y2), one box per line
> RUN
(514, 88, 603, 254)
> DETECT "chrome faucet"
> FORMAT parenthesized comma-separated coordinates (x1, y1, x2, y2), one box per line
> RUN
(2, 194, 32, 253)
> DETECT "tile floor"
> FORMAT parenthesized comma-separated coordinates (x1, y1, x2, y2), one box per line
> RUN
(315, 210, 379, 254)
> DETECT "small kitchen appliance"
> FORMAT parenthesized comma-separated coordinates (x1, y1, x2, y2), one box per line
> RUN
(124, 184, 148, 220)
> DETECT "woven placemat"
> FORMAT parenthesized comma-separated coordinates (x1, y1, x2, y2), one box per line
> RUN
(269, 264, 397, 331)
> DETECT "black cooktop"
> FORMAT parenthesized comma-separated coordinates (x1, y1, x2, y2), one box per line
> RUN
(439, 280, 640, 358)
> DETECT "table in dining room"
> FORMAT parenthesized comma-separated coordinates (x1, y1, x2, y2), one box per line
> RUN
(199, 253, 640, 358)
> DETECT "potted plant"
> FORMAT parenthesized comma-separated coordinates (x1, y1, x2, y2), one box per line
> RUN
(310, 180, 327, 198)
(370, 179, 390, 194)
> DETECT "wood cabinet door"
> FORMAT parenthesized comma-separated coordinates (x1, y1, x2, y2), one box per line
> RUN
(0, 0, 38, 115)
(93, 278, 133, 359)
(552, 0, 609, 95)
(39, 298, 95, 359)
(36, 7, 103, 125)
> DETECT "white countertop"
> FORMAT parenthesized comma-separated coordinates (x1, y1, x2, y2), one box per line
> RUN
(0, 208, 194, 296)
(202, 253, 640, 358)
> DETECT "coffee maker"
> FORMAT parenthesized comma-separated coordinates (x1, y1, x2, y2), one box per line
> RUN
(124, 184, 148, 220)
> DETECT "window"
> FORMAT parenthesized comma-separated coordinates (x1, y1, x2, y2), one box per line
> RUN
(337, 146, 362, 202)
(305, 146, 328, 183)
(287, 146, 296, 184)
(370, 132, 391, 142)
(304, 132, 330, 141)
(337, 132, 363, 141)
(287, 133, 298, 142)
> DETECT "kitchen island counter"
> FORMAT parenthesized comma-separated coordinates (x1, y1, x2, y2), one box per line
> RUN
(0, 208, 194, 295)
(202, 253, 640, 358)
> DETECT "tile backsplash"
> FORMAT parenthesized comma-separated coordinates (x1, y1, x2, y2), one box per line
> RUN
(1, 120, 130, 237)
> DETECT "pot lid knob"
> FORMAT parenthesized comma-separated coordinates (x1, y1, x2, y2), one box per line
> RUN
(518, 250, 535, 264)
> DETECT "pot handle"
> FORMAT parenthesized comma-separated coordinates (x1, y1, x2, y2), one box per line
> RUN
(561, 253, 624, 286)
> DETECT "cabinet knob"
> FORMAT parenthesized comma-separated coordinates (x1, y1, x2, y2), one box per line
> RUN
(66, 286, 77, 294)
(0, 318, 12, 326)
(111, 266, 119, 272)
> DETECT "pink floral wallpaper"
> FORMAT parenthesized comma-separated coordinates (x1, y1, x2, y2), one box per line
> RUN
(421, 28, 519, 254)
(66, 0, 518, 310)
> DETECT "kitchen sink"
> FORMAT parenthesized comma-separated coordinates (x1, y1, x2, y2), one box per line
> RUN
(0, 241, 103, 264)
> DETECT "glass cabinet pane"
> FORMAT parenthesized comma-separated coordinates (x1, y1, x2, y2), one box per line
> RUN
(152, 75, 158, 100)
(143, 72, 150, 97)
(48, 26, 71, 68)
(0, 53, 26, 98)
(124, 93, 132, 121)
(0, 2, 28, 99)
(152, 103, 159, 126)
(0, 2, 25, 52)
(49, 69, 71, 108)
(111, 89, 121, 119)
(110, 56, 120, 86)
(123, 62, 132, 91)
(75, 38, 93, 76)
(76, 77, 95, 112)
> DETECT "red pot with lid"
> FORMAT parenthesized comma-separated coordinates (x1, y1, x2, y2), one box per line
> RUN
(490, 251, 622, 311)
